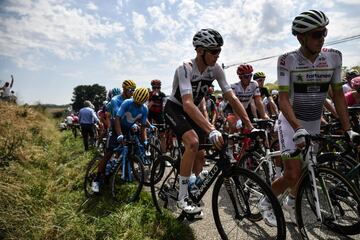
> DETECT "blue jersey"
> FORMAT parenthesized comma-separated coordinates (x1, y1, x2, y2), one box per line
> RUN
(116, 99, 148, 130)
(107, 95, 124, 118)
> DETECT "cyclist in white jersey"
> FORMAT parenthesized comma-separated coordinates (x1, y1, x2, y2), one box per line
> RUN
(228, 64, 268, 130)
(164, 28, 255, 214)
(259, 10, 359, 226)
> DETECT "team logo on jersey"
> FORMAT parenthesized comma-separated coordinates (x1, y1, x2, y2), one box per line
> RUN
(297, 74, 303, 82)
(124, 112, 142, 123)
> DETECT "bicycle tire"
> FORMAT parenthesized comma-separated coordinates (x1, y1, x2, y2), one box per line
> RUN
(296, 166, 360, 239)
(317, 152, 359, 189)
(111, 155, 144, 203)
(150, 156, 181, 217)
(141, 143, 162, 187)
(84, 155, 101, 198)
(212, 167, 286, 240)
(239, 152, 271, 185)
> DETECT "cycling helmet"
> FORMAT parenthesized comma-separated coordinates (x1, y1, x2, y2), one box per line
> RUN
(253, 72, 266, 80)
(151, 79, 161, 87)
(351, 76, 360, 90)
(193, 28, 223, 49)
(292, 10, 329, 36)
(346, 69, 360, 80)
(112, 87, 121, 96)
(122, 79, 136, 90)
(237, 64, 253, 75)
(271, 89, 279, 95)
(133, 87, 149, 104)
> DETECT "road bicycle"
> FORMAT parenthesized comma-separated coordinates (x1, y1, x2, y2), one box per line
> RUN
(150, 131, 286, 240)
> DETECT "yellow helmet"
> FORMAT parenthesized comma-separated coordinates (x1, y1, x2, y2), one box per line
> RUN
(122, 79, 136, 90)
(253, 72, 266, 80)
(133, 87, 149, 104)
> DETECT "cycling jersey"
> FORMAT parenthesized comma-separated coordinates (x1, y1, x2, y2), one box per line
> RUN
(278, 48, 342, 122)
(231, 81, 260, 109)
(168, 59, 231, 107)
(116, 98, 148, 130)
(107, 95, 124, 118)
(149, 91, 166, 113)
(345, 91, 357, 106)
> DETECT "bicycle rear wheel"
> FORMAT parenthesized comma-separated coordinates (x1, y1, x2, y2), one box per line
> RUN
(150, 156, 182, 218)
(212, 167, 286, 240)
(111, 155, 144, 203)
(296, 167, 360, 239)
(84, 155, 101, 198)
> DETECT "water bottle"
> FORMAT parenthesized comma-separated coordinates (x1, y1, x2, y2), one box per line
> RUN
(105, 156, 116, 176)
(195, 170, 208, 188)
(188, 174, 197, 192)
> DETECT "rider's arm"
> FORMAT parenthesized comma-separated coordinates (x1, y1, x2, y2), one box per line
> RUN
(224, 90, 253, 129)
(332, 87, 351, 131)
(323, 98, 338, 118)
(199, 98, 209, 120)
(182, 94, 215, 134)
(114, 116, 122, 136)
(278, 92, 302, 130)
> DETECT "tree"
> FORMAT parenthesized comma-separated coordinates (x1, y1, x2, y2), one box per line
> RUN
(71, 84, 106, 112)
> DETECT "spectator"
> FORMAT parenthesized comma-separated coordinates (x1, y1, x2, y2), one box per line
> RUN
(79, 100, 99, 151)
(0, 75, 14, 101)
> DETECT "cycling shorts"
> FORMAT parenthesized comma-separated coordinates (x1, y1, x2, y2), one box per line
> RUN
(277, 112, 320, 159)
(164, 100, 206, 144)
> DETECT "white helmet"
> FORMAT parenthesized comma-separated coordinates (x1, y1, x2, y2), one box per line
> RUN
(292, 10, 329, 36)
(193, 28, 223, 49)
(271, 89, 279, 95)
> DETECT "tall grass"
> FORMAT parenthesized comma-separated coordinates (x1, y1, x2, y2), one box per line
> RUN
(0, 102, 194, 240)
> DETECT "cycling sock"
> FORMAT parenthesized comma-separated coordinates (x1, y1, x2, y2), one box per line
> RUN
(275, 167, 282, 176)
(286, 195, 295, 206)
(178, 175, 189, 201)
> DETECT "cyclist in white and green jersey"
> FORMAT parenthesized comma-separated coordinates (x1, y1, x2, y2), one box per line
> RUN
(259, 9, 359, 226)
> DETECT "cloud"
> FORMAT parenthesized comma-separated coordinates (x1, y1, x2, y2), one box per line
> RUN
(132, 11, 147, 43)
(86, 2, 98, 11)
(0, 0, 124, 70)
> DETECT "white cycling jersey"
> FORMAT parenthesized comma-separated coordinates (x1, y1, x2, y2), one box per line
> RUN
(231, 80, 260, 109)
(168, 59, 232, 107)
(278, 48, 343, 122)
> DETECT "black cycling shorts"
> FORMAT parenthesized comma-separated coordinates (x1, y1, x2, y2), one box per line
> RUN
(164, 100, 206, 144)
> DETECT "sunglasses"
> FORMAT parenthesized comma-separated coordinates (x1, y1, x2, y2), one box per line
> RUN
(309, 28, 328, 39)
(152, 87, 161, 89)
(239, 73, 253, 78)
(128, 88, 135, 93)
(205, 48, 221, 55)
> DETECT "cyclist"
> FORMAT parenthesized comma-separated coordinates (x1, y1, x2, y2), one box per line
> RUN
(259, 10, 359, 226)
(228, 64, 269, 129)
(345, 76, 360, 106)
(253, 71, 278, 117)
(164, 28, 254, 214)
(148, 79, 167, 152)
(115, 88, 149, 150)
(343, 69, 359, 93)
(92, 80, 136, 193)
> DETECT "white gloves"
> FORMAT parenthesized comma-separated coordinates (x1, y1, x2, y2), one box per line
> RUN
(293, 128, 309, 146)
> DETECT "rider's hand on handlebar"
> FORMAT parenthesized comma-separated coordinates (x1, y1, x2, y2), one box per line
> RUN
(345, 129, 360, 143)
(293, 128, 309, 150)
(117, 134, 124, 144)
(208, 129, 224, 149)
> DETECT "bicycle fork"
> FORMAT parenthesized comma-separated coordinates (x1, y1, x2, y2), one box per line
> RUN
(307, 144, 337, 223)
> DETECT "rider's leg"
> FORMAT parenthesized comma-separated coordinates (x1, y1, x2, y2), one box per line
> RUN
(193, 149, 205, 176)
(271, 158, 302, 197)
(178, 130, 199, 201)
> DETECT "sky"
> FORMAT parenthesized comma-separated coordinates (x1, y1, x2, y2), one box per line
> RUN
(0, 0, 360, 105)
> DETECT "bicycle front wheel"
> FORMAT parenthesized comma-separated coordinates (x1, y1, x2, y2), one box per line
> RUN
(212, 167, 286, 240)
(296, 167, 360, 239)
(111, 155, 144, 203)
